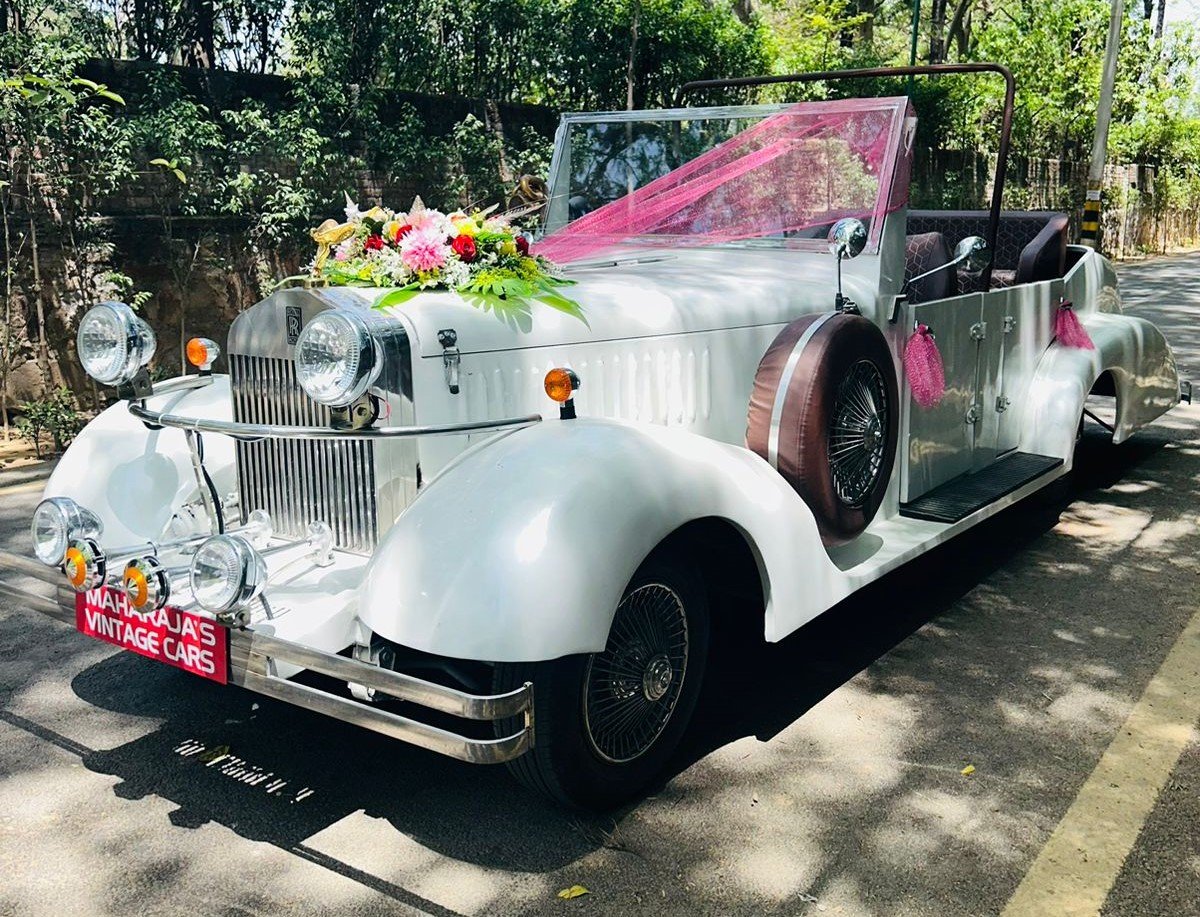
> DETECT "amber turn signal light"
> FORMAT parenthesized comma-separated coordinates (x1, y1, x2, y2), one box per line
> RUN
(186, 337, 221, 371)
(544, 367, 580, 403)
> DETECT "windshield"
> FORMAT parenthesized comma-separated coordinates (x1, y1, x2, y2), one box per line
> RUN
(541, 98, 913, 261)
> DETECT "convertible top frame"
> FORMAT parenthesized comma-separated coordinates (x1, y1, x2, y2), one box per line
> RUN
(676, 63, 1017, 290)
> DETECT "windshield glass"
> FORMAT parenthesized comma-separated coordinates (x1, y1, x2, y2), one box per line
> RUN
(541, 98, 913, 260)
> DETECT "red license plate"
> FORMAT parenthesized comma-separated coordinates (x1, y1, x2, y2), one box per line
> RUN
(76, 587, 229, 684)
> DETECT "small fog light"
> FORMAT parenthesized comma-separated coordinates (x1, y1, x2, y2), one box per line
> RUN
(32, 497, 102, 567)
(189, 534, 267, 614)
(122, 556, 170, 611)
(186, 337, 221, 373)
(63, 537, 106, 593)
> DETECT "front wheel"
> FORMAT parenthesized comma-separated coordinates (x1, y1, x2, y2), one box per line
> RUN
(493, 550, 709, 810)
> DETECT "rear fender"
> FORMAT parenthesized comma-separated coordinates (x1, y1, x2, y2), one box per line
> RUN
(1020, 313, 1179, 461)
(44, 376, 236, 546)
(357, 418, 839, 662)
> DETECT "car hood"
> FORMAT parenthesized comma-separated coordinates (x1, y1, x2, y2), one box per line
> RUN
(349, 246, 877, 358)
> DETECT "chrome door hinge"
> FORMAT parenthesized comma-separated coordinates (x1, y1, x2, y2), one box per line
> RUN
(965, 403, 981, 424)
(1003, 315, 1016, 333)
(438, 328, 461, 395)
(970, 321, 987, 342)
(995, 395, 1011, 413)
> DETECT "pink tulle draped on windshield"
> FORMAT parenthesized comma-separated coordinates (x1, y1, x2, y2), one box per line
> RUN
(535, 97, 913, 264)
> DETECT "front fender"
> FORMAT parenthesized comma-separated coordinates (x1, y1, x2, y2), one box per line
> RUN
(358, 419, 840, 662)
(44, 376, 236, 546)
(1020, 313, 1179, 461)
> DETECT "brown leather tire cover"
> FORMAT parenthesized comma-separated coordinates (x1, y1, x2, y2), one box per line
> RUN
(747, 313, 898, 545)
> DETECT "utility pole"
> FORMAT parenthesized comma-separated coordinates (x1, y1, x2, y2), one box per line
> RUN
(1082, 0, 1123, 250)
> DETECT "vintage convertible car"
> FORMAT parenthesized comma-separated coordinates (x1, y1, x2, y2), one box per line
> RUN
(2, 64, 1185, 809)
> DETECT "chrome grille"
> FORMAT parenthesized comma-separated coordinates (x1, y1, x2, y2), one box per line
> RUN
(229, 354, 378, 553)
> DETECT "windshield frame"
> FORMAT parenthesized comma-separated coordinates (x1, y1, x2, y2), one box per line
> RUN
(541, 99, 913, 255)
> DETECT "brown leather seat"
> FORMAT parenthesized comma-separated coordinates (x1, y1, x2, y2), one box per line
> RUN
(905, 232, 953, 304)
(908, 210, 1069, 290)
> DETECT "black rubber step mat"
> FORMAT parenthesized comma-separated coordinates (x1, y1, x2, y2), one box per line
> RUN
(900, 452, 1064, 523)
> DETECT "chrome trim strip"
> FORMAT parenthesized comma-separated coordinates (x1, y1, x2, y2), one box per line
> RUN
(129, 401, 542, 441)
(236, 671, 530, 765)
(234, 630, 532, 721)
(0, 548, 534, 765)
(766, 311, 836, 469)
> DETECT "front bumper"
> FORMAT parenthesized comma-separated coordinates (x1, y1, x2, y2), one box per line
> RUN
(0, 549, 533, 765)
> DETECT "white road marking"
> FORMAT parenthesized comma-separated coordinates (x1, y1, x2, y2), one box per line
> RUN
(1002, 607, 1200, 916)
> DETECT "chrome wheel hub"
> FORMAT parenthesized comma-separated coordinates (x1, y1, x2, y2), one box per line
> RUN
(830, 360, 888, 507)
(584, 583, 689, 764)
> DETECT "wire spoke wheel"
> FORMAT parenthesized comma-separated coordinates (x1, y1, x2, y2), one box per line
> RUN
(829, 359, 888, 507)
(584, 583, 690, 764)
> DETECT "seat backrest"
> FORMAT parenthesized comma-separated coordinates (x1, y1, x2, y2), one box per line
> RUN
(904, 232, 952, 304)
(907, 210, 1069, 284)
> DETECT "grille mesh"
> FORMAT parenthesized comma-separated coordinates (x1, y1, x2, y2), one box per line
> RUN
(229, 353, 378, 553)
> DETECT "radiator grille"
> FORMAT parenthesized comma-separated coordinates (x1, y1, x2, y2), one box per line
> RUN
(229, 354, 378, 553)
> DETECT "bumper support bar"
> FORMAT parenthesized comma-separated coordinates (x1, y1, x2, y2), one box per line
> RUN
(0, 548, 533, 765)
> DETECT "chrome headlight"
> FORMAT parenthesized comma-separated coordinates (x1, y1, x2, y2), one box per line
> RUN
(76, 301, 156, 385)
(31, 497, 102, 566)
(294, 310, 382, 407)
(189, 534, 267, 613)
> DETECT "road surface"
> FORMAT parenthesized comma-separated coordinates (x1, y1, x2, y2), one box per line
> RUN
(1, 254, 1198, 916)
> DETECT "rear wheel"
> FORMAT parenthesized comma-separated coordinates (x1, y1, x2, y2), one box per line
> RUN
(493, 550, 709, 810)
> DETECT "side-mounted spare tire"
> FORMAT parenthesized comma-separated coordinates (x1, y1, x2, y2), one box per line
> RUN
(747, 312, 899, 545)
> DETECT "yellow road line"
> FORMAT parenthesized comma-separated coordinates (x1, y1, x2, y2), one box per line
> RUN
(1002, 608, 1200, 917)
(0, 479, 46, 496)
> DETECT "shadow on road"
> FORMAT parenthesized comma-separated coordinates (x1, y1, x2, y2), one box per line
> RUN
(23, 420, 1158, 908)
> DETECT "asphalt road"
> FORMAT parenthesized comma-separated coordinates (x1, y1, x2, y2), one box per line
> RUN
(2, 255, 1200, 917)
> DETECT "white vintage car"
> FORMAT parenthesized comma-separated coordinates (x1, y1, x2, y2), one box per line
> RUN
(4, 65, 1185, 809)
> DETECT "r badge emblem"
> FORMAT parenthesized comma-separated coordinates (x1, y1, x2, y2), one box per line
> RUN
(285, 304, 303, 344)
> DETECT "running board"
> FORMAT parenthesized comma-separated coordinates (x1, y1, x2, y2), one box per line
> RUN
(900, 452, 1063, 523)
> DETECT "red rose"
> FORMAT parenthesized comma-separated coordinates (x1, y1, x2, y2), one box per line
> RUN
(364, 234, 384, 251)
(515, 235, 530, 256)
(452, 234, 477, 262)
(396, 223, 413, 239)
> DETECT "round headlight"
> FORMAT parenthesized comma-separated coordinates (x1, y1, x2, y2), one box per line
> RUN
(189, 535, 267, 614)
(294, 310, 382, 407)
(31, 497, 102, 566)
(77, 301, 156, 385)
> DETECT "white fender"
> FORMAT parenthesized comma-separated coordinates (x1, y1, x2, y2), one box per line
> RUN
(1021, 312, 1179, 462)
(44, 377, 236, 546)
(357, 418, 842, 662)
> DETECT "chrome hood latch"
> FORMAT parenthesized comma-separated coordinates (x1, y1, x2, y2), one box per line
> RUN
(439, 328, 461, 395)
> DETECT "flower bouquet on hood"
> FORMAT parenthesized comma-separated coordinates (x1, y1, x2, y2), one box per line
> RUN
(309, 195, 583, 323)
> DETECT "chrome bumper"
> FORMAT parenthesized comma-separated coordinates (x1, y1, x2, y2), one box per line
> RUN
(0, 549, 533, 765)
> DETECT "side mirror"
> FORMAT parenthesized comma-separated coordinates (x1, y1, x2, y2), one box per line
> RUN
(955, 235, 991, 273)
(828, 218, 868, 260)
(828, 218, 867, 313)
(905, 235, 993, 296)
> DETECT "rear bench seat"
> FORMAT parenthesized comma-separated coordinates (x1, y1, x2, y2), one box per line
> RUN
(907, 210, 1069, 291)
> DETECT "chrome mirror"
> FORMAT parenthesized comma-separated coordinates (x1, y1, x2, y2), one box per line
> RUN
(828, 218, 867, 260)
(828, 218, 867, 313)
(955, 235, 990, 273)
(905, 235, 993, 299)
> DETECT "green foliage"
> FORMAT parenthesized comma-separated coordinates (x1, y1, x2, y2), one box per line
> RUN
(16, 387, 83, 457)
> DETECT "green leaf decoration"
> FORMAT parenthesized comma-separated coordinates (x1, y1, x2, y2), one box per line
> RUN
(373, 286, 421, 310)
(96, 89, 126, 105)
(71, 77, 100, 91)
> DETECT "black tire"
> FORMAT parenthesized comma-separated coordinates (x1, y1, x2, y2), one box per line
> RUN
(746, 313, 899, 545)
(493, 549, 710, 810)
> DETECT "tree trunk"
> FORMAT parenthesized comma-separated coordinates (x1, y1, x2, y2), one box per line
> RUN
(929, 0, 949, 63)
(947, 0, 974, 58)
(1, 182, 10, 439)
(29, 217, 53, 396)
(626, 0, 640, 111)
(1155, 0, 1166, 39)
(484, 100, 513, 187)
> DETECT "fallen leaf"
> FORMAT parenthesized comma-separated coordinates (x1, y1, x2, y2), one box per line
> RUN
(961, 764, 976, 776)
(557, 885, 590, 900)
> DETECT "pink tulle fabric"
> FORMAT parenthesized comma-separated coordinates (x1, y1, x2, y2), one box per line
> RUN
(1054, 300, 1095, 350)
(905, 323, 946, 409)
(535, 97, 913, 263)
